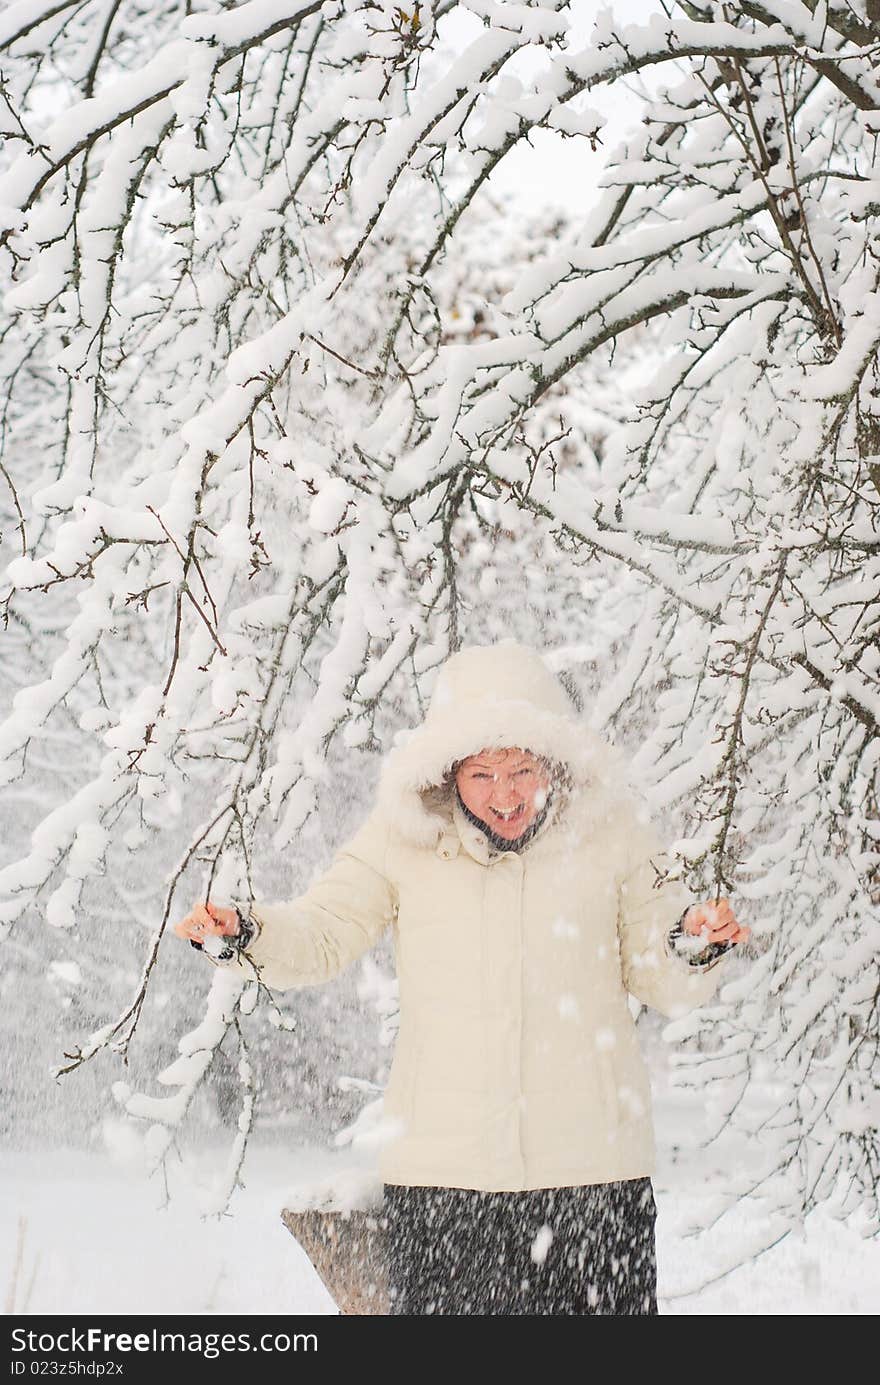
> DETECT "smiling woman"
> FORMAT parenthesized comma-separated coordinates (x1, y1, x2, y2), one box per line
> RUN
(174, 639, 750, 1315)
(453, 747, 557, 850)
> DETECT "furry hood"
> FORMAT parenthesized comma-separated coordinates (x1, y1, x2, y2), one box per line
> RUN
(376, 639, 636, 847)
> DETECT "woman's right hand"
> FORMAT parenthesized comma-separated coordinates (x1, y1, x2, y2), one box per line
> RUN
(173, 900, 239, 945)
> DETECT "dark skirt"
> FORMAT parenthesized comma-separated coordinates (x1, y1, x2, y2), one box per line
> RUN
(383, 1177, 659, 1316)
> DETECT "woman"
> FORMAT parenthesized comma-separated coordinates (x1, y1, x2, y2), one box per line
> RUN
(175, 640, 749, 1315)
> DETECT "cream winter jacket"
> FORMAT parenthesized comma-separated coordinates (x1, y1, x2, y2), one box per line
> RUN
(224, 641, 731, 1193)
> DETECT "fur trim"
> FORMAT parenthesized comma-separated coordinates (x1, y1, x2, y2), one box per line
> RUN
(376, 643, 637, 847)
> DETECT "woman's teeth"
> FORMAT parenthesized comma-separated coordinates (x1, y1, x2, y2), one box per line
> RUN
(491, 806, 523, 821)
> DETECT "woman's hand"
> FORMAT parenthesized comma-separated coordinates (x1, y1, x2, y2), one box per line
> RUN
(173, 900, 239, 944)
(682, 897, 750, 948)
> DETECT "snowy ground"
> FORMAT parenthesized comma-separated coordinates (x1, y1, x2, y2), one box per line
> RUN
(4, 1142, 339, 1318)
(5, 1128, 878, 1316)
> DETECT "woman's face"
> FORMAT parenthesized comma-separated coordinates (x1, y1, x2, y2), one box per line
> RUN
(454, 747, 553, 841)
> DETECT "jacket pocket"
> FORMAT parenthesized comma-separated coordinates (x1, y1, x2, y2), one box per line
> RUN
(597, 1051, 620, 1126)
(384, 1031, 421, 1129)
(600, 1043, 653, 1129)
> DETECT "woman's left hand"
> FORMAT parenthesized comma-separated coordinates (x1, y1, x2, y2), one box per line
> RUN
(682, 897, 750, 948)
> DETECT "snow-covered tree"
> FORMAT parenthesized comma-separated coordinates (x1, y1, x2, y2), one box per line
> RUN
(2, 0, 879, 1252)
